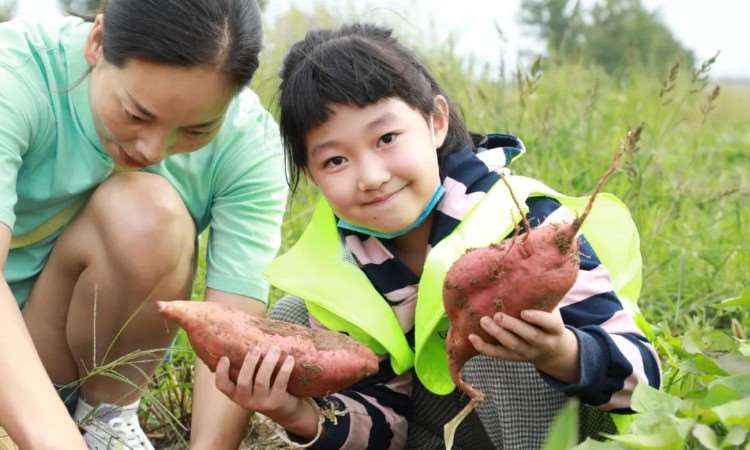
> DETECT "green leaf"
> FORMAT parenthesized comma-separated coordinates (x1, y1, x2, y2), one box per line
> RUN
(542, 399, 579, 450)
(713, 397, 750, 428)
(631, 383, 683, 414)
(703, 375, 750, 407)
(606, 433, 679, 450)
(722, 425, 748, 448)
(706, 331, 740, 352)
(695, 354, 731, 376)
(715, 288, 750, 308)
(714, 353, 750, 376)
(605, 412, 694, 450)
(692, 423, 720, 450)
(572, 438, 628, 450)
(682, 333, 703, 354)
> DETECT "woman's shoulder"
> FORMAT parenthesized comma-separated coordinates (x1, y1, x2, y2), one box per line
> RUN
(0, 17, 87, 68)
(223, 88, 278, 132)
(210, 88, 281, 157)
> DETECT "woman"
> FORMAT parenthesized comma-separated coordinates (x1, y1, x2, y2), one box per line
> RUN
(0, 1, 286, 449)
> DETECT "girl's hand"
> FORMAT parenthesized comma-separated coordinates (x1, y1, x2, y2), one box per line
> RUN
(467, 309, 580, 383)
(215, 346, 304, 423)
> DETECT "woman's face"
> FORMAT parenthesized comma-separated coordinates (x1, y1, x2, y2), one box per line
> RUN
(84, 16, 236, 169)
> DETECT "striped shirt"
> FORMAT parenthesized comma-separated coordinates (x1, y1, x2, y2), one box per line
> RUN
(287, 135, 661, 449)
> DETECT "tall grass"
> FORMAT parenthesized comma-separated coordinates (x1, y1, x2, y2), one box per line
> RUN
(137, 5, 749, 449)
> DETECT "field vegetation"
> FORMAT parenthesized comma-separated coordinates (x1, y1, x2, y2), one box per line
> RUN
(1, 1, 747, 448)
(150, 2, 750, 449)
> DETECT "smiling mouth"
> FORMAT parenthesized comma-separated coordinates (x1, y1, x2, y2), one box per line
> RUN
(362, 186, 405, 206)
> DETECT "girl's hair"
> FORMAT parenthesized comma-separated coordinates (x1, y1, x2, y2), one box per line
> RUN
(279, 23, 473, 190)
(75, 0, 262, 89)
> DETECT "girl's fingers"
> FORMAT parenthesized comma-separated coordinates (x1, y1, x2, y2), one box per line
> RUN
(468, 334, 523, 361)
(481, 315, 527, 354)
(519, 310, 563, 334)
(479, 315, 503, 339)
(255, 346, 281, 390)
(215, 356, 236, 396)
(271, 355, 295, 393)
(496, 312, 546, 345)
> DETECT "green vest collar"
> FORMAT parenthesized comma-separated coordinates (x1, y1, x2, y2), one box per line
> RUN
(264, 199, 414, 375)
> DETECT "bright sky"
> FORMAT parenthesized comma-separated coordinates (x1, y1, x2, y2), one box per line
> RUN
(11, 0, 750, 79)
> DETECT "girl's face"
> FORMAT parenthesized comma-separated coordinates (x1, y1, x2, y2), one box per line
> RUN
(84, 16, 235, 169)
(305, 96, 449, 234)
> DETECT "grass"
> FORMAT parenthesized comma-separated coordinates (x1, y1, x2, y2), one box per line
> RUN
(129, 7, 750, 449)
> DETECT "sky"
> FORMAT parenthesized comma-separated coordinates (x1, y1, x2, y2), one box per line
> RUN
(10, 0, 750, 80)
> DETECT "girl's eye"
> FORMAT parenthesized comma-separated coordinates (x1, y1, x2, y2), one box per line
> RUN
(324, 156, 346, 168)
(378, 132, 398, 146)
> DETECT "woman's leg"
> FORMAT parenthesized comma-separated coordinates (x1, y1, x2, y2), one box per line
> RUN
(22, 172, 196, 405)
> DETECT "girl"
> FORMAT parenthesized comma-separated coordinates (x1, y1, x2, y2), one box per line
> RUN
(215, 23, 661, 449)
(0, 1, 286, 449)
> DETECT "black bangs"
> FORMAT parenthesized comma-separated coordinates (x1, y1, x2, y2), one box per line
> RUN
(278, 23, 473, 192)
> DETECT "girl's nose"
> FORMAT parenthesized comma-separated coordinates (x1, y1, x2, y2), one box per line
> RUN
(357, 154, 391, 191)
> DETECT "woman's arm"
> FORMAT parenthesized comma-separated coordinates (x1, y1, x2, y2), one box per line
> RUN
(0, 226, 87, 450)
(0, 64, 86, 449)
(189, 288, 266, 450)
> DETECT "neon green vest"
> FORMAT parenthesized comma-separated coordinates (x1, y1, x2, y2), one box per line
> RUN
(265, 175, 647, 398)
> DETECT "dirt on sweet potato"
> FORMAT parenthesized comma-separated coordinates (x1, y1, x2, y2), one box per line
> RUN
(438, 129, 638, 449)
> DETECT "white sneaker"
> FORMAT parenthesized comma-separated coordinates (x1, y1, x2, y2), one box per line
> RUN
(74, 398, 155, 450)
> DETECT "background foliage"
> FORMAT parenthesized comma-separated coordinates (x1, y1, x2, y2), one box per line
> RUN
(1, 0, 748, 448)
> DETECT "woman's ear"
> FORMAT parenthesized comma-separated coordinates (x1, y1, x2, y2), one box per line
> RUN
(84, 14, 105, 68)
(431, 95, 450, 148)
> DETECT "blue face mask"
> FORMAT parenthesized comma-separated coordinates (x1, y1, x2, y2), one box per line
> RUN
(337, 183, 446, 239)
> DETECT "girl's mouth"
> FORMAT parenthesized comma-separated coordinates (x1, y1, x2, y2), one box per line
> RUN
(363, 187, 403, 206)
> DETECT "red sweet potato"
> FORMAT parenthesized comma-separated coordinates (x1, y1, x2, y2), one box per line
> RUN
(157, 301, 379, 397)
(442, 129, 636, 404)
(443, 221, 581, 400)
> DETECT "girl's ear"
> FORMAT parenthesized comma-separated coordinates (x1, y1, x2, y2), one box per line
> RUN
(84, 14, 105, 68)
(431, 95, 450, 148)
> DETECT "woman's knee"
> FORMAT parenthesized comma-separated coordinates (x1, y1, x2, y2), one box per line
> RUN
(86, 172, 196, 282)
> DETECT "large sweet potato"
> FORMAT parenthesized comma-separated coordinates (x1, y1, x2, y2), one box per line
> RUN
(441, 129, 635, 422)
(443, 220, 581, 400)
(157, 301, 379, 397)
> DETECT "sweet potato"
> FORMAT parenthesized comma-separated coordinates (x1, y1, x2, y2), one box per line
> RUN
(443, 219, 582, 400)
(157, 301, 379, 397)
(439, 130, 637, 448)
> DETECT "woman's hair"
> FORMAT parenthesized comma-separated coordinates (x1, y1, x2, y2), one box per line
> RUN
(77, 0, 262, 89)
(278, 23, 473, 190)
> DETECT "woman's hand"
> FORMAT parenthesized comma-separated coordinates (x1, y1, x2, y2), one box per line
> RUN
(214, 346, 303, 423)
(468, 309, 580, 383)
